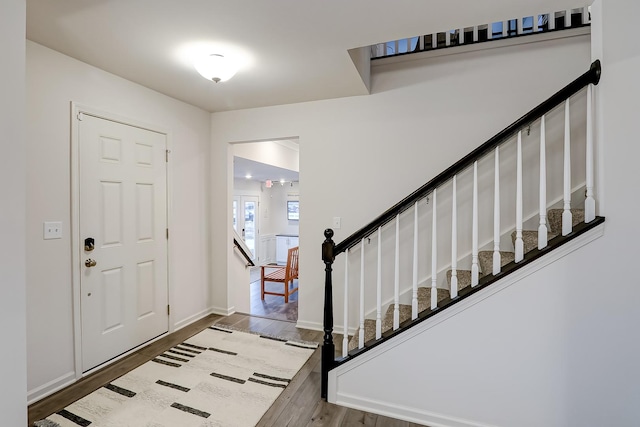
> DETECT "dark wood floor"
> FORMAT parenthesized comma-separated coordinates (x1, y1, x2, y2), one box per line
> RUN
(28, 313, 426, 427)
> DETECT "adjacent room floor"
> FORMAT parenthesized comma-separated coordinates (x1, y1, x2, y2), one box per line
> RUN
(248, 266, 298, 323)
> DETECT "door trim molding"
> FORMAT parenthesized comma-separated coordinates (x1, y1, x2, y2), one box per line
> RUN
(70, 102, 173, 380)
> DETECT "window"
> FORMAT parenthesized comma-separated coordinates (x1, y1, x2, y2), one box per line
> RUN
(287, 201, 299, 221)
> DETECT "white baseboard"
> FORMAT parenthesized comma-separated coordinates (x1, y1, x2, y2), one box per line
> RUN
(296, 319, 322, 331)
(28, 370, 76, 405)
(211, 305, 236, 316)
(333, 392, 496, 427)
(173, 307, 216, 331)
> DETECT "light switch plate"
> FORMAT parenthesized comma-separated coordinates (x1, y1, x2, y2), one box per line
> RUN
(44, 221, 62, 240)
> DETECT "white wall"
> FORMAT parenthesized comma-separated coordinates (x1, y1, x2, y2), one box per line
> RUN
(330, 3, 640, 426)
(211, 35, 592, 330)
(1, 1, 27, 424)
(26, 41, 212, 401)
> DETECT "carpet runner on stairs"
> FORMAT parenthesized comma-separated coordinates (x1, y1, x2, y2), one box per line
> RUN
(347, 208, 584, 353)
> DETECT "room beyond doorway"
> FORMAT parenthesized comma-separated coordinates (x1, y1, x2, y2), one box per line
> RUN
(248, 266, 299, 322)
(231, 139, 300, 321)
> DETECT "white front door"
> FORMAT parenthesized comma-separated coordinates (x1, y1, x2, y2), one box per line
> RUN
(78, 114, 168, 372)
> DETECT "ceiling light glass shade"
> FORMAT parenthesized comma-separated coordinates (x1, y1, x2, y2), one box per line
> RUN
(194, 54, 238, 83)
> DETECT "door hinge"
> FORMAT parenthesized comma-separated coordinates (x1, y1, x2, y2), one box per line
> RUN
(166, 228, 169, 239)
(167, 304, 170, 315)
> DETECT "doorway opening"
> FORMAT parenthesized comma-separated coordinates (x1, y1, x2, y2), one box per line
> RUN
(231, 139, 299, 322)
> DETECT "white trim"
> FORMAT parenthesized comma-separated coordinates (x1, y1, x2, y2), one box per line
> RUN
(328, 223, 604, 395)
(70, 102, 172, 379)
(296, 319, 323, 331)
(211, 305, 236, 316)
(173, 308, 215, 331)
(332, 392, 497, 427)
(27, 371, 76, 405)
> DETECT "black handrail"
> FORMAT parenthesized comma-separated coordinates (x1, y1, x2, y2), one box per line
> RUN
(334, 60, 600, 256)
(320, 60, 601, 399)
(233, 238, 255, 267)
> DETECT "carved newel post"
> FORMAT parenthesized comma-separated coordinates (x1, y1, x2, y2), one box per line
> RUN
(321, 228, 335, 399)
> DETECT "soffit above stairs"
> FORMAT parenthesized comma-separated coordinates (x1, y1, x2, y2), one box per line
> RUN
(26, 0, 589, 113)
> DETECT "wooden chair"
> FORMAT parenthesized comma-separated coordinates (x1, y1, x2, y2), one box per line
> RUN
(261, 246, 299, 303)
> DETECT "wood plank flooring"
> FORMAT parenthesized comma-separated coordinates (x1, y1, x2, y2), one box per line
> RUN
(28, 313, 426, 427)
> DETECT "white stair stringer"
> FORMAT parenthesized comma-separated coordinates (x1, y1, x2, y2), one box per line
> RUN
(327, 223, 604, 427)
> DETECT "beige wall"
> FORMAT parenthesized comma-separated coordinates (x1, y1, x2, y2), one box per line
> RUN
(26, 41, 212, 402)
(1, 0, 27, 424)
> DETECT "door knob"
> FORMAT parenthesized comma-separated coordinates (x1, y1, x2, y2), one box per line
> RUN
(85, 259, 97, 268)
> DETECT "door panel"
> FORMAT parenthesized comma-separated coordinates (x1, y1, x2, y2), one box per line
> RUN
(79, 114, 168, 372)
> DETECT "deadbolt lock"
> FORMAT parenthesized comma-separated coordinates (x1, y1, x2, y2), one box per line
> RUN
(85, 258, 97, 268)
(84, 237, 95, 252)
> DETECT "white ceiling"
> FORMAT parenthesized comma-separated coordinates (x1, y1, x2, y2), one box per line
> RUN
(233, 156, 299, 184)
(26, 0, 587, 113)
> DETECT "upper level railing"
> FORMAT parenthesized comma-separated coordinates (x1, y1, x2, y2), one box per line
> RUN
(371, 6, 591, 60)
(320, 60, 602, 399)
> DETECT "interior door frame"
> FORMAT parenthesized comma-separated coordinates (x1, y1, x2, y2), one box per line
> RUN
(70, 102, 173, 379)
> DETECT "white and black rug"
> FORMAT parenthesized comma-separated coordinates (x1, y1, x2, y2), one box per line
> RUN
(35, 326, 317, 427)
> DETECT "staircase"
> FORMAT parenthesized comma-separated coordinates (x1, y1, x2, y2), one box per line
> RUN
(320, 59, 604, 408)
(347, 208, 584, 351)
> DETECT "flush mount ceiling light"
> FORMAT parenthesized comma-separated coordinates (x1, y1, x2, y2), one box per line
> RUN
(194, 53, 238, 83)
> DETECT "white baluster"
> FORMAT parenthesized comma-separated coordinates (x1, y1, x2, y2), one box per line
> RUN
(431, 189, 438, 309)
(493, 146, 501, 275)
(583, 6, 591, 24)
(563, 99, 573, 236)
(585, 85, 595, 223)
(471, 162, 479, 286)
(376, 227, 382, 339)
(395, 40, 399, 55)
(393, 214, 400, 330)
(503, 21, 508, 37)
(517, 18, 523, 35)
(412, 201, 419, 319)
(487, 23, 493, 40)
(406, 38, 411, 52)
(549, 13, 556, 30)
(342, 250, 349, 357)
(515, 131, 524, 262)
(432, 33, 438, 49)
(445, 31, 451, 47)
(534, 15, 540, 32)
(473, 26, 479, 42)
(451, 176, 458, 298)
(539, 115, 549, 249)
(359, 237, 365, 349)
(565, 9, 572, 28)
(459, 28, 465, 44)
(419, 35, 425, 51)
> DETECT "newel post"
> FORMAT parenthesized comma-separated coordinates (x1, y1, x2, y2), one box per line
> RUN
(321, 228, 335, 399)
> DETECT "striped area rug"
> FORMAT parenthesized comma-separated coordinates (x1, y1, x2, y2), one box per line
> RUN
(35, 327, 317, 427)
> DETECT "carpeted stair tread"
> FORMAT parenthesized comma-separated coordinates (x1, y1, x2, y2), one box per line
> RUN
(478, 250, 515, 275)
(381, 303, 413, 333)
(417, 287, 451, 313)
(348, 319, 377, 351)
(446, 269, 474, 292)
(547, 208, 585, 236)
(510, 229, 559, 254)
